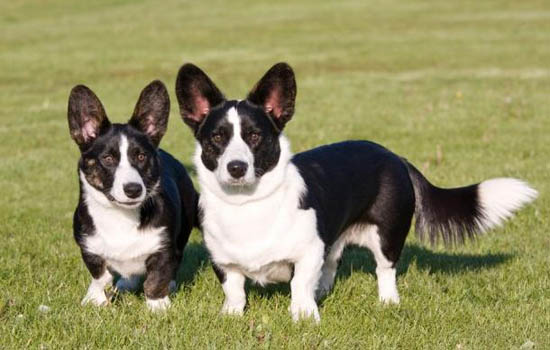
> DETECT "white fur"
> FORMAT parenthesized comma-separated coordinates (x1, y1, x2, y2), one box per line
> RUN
(81, 270, 113, 306)
(220, 270, 246, 315)
(110, 135, 146, 206)
(146, 296, 170, 312)
(196, 128, 325, 322)
(477, 178, 538, 231)
(215, 108, 256, 186)
(80, 173, 165, 278)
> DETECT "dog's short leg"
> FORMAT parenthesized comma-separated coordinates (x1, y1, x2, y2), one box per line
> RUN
(364, 226, 400, 304)
(290, 241, 324, 322)
(317, 237, 347, 300)
(81, 251, 113, 306)
(317, 259, 338, 300)
(82, 270, 113, 306)
(375, 263, 399, 304)
(143, 252, 177, 312)
(220, 269, 246, 316)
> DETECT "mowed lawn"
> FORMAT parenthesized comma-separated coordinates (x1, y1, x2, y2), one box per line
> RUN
(1, 0, 549, 348)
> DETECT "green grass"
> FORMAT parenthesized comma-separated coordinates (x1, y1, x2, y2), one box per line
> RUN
(1, 0, 549, 348)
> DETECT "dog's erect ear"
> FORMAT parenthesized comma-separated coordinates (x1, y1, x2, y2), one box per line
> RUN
(247, 62, 296, 130)
(68, 85, 111, 150)
(128, 80, 170, 147)
(175, 63, 225, 134)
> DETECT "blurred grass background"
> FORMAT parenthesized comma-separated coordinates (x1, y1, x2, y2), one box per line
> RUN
(0, 0, 548, 348)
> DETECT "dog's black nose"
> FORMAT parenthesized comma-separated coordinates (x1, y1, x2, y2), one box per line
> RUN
(123, 183, 143, 199)
(227, 160, 248, 179)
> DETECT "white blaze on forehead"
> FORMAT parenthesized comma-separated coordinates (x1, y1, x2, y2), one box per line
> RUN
(111, 135, 145, 202)
(215, 107, 256, 184)
(226, 107, 249, 161)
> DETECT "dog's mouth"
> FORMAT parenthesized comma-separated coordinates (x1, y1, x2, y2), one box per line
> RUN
(227, 178, 247, 185)
(106, 194, 142, 208)
(116, 200, 141, 206)
(220, 178, 260, 195)
(223, 177, 256, 188)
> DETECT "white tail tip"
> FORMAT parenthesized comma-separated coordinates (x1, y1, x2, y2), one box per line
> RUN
(478, 178, 538, 231)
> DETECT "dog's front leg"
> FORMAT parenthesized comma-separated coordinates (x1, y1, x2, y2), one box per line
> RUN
(143, 251, 177, 312)
(220, 268, 246, 316)
(290, 242, 324, 323)
(80, 251, 113, 306)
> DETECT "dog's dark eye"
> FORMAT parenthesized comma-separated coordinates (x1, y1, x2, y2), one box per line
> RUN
(212, 134, 222, 143)
(137, 153, 146, 162)
(103, 155, 114, 165)
(248, 132, 261, 144)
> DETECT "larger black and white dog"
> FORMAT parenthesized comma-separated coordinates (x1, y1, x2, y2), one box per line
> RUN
(175, 63, 537, 322)
(68, 81, 197, 311)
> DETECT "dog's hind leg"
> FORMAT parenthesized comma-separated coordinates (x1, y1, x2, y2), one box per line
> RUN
(367, 227, 400, 304)
(346, 224, 406, 304)
(317, 236, 347, 300)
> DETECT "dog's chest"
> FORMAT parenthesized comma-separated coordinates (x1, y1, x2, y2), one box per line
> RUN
(84, 205, 165, 277)
(201, 185, 318, 278)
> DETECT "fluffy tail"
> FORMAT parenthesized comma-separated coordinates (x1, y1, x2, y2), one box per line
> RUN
(405, 162, 538, 245)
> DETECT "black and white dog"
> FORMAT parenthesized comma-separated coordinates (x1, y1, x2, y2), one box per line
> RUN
(68, 81, 197, 311)
(175, 63, 537, 322)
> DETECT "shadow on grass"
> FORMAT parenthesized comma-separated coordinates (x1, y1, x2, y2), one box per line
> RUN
(246, 243, 513, 300)
(339, 243, 513, 278)
(176, 242, 210, 287)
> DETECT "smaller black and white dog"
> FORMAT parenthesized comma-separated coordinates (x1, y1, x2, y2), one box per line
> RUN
(175, 63, 537, 322)
(68, 81, 197, 311)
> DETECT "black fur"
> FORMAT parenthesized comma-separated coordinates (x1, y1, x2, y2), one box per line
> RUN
(295, 141, 415, 264)
(175, 63, 225, 133)
(194, 102, 236, 171)
(236, 100, 282, 177)
(247, 62, 296, 131)
(405, 162, 483, 245)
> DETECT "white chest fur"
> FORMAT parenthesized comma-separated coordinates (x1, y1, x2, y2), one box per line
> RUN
(82, 178, 165, 278)
(198, 148, 320, 284)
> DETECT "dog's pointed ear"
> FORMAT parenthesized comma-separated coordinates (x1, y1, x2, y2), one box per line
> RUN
(247, 62, 296, 130)
(128, 80, 170, 147)
(175, 63, 225, 134)
(68, 85, 111, 150)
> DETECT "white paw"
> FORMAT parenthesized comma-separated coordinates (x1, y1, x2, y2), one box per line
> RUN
(379, 292, 400, 304)
(221, 300, 245, 316)
(146, 296, 171, 312)
(115, 277, 141, 293)
(290, 299, 320, 323)
(81, 290, 108, 306)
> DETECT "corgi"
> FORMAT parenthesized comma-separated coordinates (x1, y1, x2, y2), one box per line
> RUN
(175, 63, 537, 321)
(68, 80, 197, 311)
